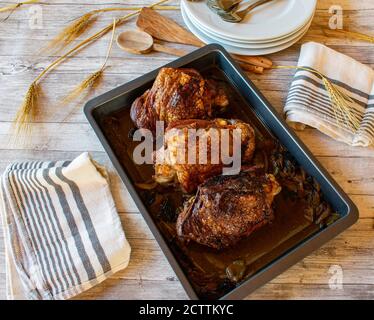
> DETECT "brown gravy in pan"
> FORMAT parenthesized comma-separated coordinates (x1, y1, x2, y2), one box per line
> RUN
(99, 67, 336, 299)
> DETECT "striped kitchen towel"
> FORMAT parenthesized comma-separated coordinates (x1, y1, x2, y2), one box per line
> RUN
(0, 152, 131, 300)
(284, 42, 374, 147)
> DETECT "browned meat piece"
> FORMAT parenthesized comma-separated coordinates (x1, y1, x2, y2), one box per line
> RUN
(176, 169, 281, 249)
(154, 119, 256, 193)
(130, 68, 229, 132)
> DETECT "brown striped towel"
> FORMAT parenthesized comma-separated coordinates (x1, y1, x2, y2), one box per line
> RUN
(0, 153, 131, 300)
(284, 42, 374, 147)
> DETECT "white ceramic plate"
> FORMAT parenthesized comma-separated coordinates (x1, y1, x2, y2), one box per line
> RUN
(184, 1, 312, 44)
(184, 2, 313, 49)
(181, 5, 310, 55)
(188, 10, 313, 47)
(182, 0, 316, 42)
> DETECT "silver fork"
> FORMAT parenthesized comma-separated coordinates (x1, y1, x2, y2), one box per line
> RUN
(218, 0, 273, 23)
(216, 0, 244, 11)
(207, 0, 243, 13)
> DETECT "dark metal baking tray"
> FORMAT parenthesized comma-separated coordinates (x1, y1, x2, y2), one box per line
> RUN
(84, 44, 358, 300)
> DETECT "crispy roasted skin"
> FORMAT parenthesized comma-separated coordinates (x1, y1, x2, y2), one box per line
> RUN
(154, 119, 256, 193)
(130, 68, 229, 132)
(176, 169, 281, 249)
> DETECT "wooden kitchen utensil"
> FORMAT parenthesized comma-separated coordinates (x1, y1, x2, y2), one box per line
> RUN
(117, 29, 264, 74)
(136, 7, 272, 69)
(117, 30, 188, 57)
(136, 7, 204, 47)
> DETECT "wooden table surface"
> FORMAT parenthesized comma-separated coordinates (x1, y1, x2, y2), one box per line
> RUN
(0, 0, 373, 300)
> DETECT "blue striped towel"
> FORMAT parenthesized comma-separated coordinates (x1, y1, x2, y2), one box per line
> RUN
(284, 42, 374, 147)
(0, 153, 131, 300)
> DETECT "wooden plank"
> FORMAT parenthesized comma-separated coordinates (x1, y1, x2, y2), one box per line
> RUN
(2, 152, 374, 215)
(1, 220, 374, 300)
(1, 126, 374, 197)
(75, 280, 374, 300)
(74, 278, 188, 300)
(248, 283, 374, 300)
(72, 280, 374, 300)
(0, 149, 373, 213)
(1, 122, 374, 159)
(317, 0, 374, 10)
(1, 208, 374, 284)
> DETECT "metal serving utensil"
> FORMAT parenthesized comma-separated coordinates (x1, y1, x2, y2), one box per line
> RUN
(208, 0, 244, 12)
(207, 0, 231, 14)
(218, 0, 273, 23)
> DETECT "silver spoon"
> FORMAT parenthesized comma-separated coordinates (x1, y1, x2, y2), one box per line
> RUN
(218, 0, 273, 23)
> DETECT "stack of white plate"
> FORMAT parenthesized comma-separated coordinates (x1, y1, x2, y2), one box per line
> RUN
(181, 0, 316, 55)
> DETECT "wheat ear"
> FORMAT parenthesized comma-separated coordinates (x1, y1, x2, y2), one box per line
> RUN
(274, 66, 362, 132)
(62, 19, 117, 105)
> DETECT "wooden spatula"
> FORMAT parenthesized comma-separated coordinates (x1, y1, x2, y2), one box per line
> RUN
(136, 7, 272, 69)
(136, 7, 204, 47)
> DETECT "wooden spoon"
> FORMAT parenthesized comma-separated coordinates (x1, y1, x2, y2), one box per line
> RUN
(117, 30, 188, 57)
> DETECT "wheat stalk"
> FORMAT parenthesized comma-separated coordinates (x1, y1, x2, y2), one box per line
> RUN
(13, 0, 169, 135)
(43, 12, 98, 53)
(274, 66, 362, 132)
(321, 77, 361, 131)
(0, 0, 39, 13)
(44, 4, 178, 52)
(322, 28, 374, 44)
(62, 19, 117, 105)
(13, 81, 40, 136)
